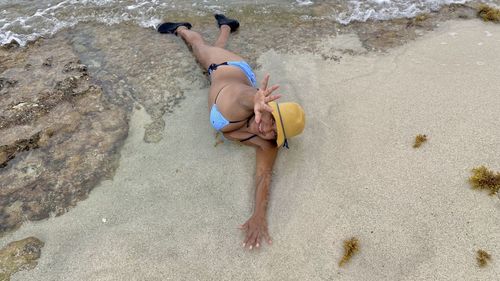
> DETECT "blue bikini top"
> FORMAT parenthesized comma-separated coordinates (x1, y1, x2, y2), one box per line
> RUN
(209, 85, 257, 143)
(208, 62, 258, 142)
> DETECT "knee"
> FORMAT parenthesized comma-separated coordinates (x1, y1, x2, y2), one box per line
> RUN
(184, 31, 203, 44)
(179, 30, 204, 45)
(191, 36, 205, 47)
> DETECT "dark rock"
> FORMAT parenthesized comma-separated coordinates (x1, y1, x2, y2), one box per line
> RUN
(0, 37, 128, 234)
(0, 132, 41, 168)
(0, 237, 44, 281)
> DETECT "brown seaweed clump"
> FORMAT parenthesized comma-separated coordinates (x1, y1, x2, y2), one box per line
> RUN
(415, 13, 429, 22)
(469, 166, 500, 195)
(413, 134, 427, 148)
(339, 237, 360, 267)
(214, 132, 224, 147)
(476, 250, 492, 267)
(0, 237, 44, 281)
(477, 4, 500, 22)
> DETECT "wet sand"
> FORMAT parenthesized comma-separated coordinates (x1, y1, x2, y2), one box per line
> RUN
(1, 19, 500, 280)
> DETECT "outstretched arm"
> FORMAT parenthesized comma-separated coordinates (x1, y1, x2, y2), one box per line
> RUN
(239, 141, 278, 250)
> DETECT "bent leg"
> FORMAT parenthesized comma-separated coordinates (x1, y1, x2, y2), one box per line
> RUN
(214, 25, 231, 48)
(176, 27, 245, 69)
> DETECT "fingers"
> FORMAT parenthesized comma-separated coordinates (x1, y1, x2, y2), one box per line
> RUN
(264, 85, 279, 97)
(241, 228, 262, 250)
(255, 233, 261, 249)
(250, 232, 261, 250)
(244, 231, 258, 250)
(265, 94, 282, 103)
(255, 111, 261, 124)
(242, 232, 251, 248)
(263, 104, 274, 113)
(260, 74, 270, 91)
(239, 219, 271, 250)
(241, 231, 269, 250)
(255, 93, 280, 117)
(263, 229, 272, 245)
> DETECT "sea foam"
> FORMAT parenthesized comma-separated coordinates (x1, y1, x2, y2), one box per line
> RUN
(1, 0, 498, 46)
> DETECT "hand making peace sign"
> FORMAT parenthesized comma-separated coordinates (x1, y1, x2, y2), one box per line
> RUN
(254, 74, 281, 124)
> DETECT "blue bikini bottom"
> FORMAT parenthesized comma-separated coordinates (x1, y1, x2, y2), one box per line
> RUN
(208, 61, 257, 87)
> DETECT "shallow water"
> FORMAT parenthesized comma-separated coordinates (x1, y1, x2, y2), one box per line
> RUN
(1, 18, 500, 281)
(0, 0, 498, 253)
(0, 0, 500, 280)
(1, 0, 500, 46)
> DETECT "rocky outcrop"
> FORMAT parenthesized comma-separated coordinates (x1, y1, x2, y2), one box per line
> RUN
(0, 237, 44, 281)
(0, 38, 128, 234)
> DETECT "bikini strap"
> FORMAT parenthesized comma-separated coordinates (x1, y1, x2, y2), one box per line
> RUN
(239, 134, 257, 143)
(239, 114, 257, 142)
(229, 112, 253, 124)
(214, 84, 230, 104)
(208, 62, 228, 75)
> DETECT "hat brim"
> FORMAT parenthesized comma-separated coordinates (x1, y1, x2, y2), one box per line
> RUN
(269, 102, 285, 147)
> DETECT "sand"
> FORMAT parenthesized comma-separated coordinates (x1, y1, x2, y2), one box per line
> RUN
(1, 19, 499, 281)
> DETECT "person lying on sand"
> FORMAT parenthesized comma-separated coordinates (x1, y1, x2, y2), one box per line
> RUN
(157, 14, 305, 250)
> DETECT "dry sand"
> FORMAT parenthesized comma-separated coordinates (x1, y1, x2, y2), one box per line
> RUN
(1, 19, 499, 281)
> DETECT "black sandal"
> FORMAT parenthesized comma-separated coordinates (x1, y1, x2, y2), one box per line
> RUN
(214, 14, 240, 32)
(157, 22, 192, 35)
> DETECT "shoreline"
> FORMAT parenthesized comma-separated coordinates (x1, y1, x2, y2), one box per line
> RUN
(1, 19, 499, 280)
(0, 3, 487, 50)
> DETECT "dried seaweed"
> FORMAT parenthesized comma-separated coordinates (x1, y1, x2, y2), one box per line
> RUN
(413, 134, 427, 148)
(469, 166, 500, 195)
(415, 13, 429, 22)
(478, 4, 500, 22)
(339, 237, 360, 267)
(214, 131, 224, 147)
(476, 250, 491, 267)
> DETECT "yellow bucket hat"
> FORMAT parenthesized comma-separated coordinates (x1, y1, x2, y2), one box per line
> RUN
(269, 102, 305, 148)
